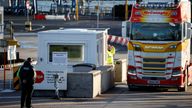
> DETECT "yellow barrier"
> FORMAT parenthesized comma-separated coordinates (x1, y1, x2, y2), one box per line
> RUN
(13, 66, 20, 90)
(25, 21, 32, 31)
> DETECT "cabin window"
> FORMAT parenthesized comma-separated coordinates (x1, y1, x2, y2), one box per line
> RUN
(49, 44, 83, 62)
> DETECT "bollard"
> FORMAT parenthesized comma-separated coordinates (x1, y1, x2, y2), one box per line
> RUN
(13, 66, 20, 90)
(53, 73, 60, 99)
(25, 21, 32, 31)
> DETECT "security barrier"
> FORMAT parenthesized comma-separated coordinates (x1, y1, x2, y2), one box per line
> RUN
(114, 59, 127, 82)
(34, 14, 46, 20)
(25, 21, 32, 31)
(0, 65, 14, 90)
(108, 35, 129, 46)
(13, 66, 20, 90)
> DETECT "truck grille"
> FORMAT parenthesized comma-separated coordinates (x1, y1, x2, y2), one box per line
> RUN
(142, 72, 165, 76)
(141, 57, 167, 78)
(143, 58, 166, 62)
(143, 64, 165, 68)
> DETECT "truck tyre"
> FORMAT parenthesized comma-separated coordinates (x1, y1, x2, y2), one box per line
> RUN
(178, 69, 188, 92)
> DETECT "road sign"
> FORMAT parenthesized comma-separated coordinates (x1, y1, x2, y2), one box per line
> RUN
(7, 45, 16, 60)
(52, 52, 68, 65)
(35, 70, 44, 83)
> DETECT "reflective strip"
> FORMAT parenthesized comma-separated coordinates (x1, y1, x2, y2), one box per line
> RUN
(107, 35, 129, 46)
(13, 66, 20, 90)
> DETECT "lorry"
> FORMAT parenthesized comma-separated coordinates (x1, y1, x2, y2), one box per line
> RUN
(124, 0, 192, 91)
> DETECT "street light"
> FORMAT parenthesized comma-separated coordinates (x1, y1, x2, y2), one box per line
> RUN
(96, 0, 100, 28)
(76, 0, 79, 20)
(125, 0, 128, 21)
(25, 0, 32, 31)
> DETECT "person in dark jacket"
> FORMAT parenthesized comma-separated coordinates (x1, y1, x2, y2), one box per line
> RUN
(17, 57, 36, 108)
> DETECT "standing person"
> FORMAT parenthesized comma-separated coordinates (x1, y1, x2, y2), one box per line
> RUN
(107, 45, 116, 65)
(17, 58, 36, 108)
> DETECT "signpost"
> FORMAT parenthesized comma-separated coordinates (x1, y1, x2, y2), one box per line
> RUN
(25, 0, 32, 31)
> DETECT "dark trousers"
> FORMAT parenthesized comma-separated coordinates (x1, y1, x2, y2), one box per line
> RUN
(21, 83, 33, 108)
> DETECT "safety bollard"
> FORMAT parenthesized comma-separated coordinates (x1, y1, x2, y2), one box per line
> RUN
(25, 21, 32, 31)
(53, 73, 60, 99)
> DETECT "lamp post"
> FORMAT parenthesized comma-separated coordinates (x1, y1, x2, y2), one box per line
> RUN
(25, 0, 32, 31)
(8, 0, 12, 7)
(96, 0, 100, 28)
(125, 0, 128, 21)
(76, 0, 79, 20)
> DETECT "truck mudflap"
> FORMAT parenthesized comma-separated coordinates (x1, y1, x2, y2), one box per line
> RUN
(127, 74, 184, 88)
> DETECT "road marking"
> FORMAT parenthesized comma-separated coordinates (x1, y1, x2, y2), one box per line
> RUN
(0, 96, 20, 99)
(13, 33, 37, 37)
(31, 25, 45, 32)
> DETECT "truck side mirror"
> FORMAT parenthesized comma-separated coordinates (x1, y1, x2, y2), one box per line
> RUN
(187, 28, 191, 39)
(186, 22, 192, 39)
(121, 21, 130, 38)
(126, 21, 130, 38)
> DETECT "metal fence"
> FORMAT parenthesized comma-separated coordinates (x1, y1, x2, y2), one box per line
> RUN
(37, 5, 114, 16)
(0, 24, 3, 37)
(0, 65, 14, 90)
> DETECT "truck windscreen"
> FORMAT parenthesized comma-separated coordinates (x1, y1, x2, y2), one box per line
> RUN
(130, 23, 181, 41)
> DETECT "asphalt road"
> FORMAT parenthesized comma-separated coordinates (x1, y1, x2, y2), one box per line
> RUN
(5, 15, 122, 36)
(0, 84, 192, 108)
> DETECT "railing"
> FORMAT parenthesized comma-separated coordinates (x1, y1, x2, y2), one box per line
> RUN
(37, 5, 114, 16)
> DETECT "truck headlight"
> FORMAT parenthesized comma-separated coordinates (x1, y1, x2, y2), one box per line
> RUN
(169, 45, 177, 49)
(128, 65, 136, 75)
(128, 69, 136, 74)
(172, 67, 182, 76)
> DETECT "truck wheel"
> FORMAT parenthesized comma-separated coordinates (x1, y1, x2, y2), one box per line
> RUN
(178, 69, 188, 92)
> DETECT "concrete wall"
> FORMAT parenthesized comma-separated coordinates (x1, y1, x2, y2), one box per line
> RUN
(67, 70, 101, 98)
(114, 59, 127, 82)
(33, 66, 115, 98)
(67, 66, 115, 98)
(97, 66, 115, 93)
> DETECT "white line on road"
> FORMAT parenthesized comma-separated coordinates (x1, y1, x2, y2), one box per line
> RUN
(13, 33, 37, 36)
(0, 96, 20, 99)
